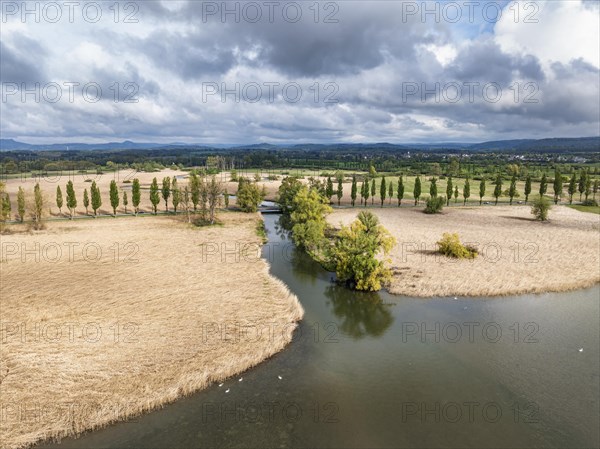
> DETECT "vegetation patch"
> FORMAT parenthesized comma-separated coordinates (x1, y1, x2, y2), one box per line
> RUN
(437, 233, 478, 259)
(424, 196, 445, 214)
(531, 195, 552, 221)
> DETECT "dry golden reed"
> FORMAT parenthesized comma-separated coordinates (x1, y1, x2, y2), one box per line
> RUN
(0, 213, 303, 449)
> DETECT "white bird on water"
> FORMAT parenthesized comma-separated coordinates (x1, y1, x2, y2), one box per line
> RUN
(278, 375, 282, 380)
(579, 348, 584, 353)
(218, 383, 223, 387)
(225, 389, 230, 393)
(239, 377, 243, 382)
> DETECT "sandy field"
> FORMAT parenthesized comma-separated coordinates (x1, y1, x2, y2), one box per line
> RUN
(0, 213, 303, 449)
(329, 205, 600, 297)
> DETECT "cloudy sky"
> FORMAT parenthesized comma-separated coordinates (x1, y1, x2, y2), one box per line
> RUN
(1, 0, 599, 144)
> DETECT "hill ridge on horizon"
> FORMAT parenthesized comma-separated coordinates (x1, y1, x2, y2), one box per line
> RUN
(1, 136, 599, 152)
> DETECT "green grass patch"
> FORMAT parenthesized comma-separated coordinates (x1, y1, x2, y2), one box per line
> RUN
(568, 205, 600, 215)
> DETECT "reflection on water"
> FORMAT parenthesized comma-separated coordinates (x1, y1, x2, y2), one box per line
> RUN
(39, 214, 600, 449)
(324, 286, 394, 339)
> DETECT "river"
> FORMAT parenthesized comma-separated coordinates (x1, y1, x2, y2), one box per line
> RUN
(40, 213, 599, 448)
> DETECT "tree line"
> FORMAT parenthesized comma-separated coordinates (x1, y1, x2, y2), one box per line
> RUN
(317, 166, 599, 210)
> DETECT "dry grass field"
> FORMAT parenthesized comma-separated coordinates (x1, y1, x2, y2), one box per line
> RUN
(329, 205, 600, 297)
(0, 213, 303, 449)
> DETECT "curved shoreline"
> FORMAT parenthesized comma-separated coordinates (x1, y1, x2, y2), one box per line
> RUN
(0, 214, 303, 449)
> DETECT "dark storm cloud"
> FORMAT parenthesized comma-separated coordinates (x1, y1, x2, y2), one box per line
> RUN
(148, 1, 434, 77)
(1, 0, 598, 143)
(0, 37, 46, 83)
(446, 39, 544, 84)
(134, 30, 238, 79)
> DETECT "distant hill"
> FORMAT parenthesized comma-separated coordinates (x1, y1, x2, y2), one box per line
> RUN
(1, 137, 598, 153)
(468, 137, 600, 152)
(0, 139, 213, 151)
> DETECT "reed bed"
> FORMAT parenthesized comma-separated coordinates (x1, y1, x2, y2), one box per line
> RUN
(0, 213, 303, 449)
(329, 205, 600, 297)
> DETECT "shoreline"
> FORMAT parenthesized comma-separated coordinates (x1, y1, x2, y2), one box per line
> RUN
(329, 205, 600, 298)
(0, 214, 303, 449)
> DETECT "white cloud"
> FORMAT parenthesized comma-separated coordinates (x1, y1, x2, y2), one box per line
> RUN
(495, 0, 600, 72)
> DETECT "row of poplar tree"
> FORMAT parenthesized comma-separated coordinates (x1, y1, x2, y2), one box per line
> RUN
(321, 169, 599, 207)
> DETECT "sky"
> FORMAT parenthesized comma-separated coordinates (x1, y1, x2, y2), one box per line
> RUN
(1, 0, 599, 145)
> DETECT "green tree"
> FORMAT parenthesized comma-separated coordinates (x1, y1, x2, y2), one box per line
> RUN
(531, 195, 551, 221)
(237, 179, 264, 213)
(350, 176, 357, 207)
(150, 177, 160, 214)
(109, 180, 119, 216)
(123, 191, 128, 214)
(190, 173, 200, 211)
(83, 188, 90, 215)
(371, 179, 376, 205)
(91, 181, 102, 216)
(17, 186, 25, 222)
(454, 185, 459, 203)
(552, 171, 562, 204)
(56, 186, 63, 215)
(1, 192, 11, 222)
(206, 176, 223, 224)
(388, 179, 393, 204)
(363, 180, 370, 206)
(508, 175, 517, 205)
(584, 172, 592, 201)
(181, 186, 192, 222)
(448, 157, 460, 176)
(463, 177, 471, 205)
(325, 176, 334, 203)
(336, 176, 343, 206)
(539, 173, 547, 196)
(369, 164, 377, 178)
(278, 176, 303, 214)
(413, 176, 421, 205)
(446, 176, 453, 206)
(397, 176, 404, 206)
(593, 179, 599, 200)
(331, 211, 396, 291)
(578, 170, 586, 201)
(379, 176, 386, 206)
(524, 175, 532, 203)
(162, 177, 171, 212)
(568, 173, 577, 204)
(132, 178, 141, 215)
(290, 186, 332, 256)
(66, 180, 77, 219)
(33, 183, 44, 228)
(172, 178, 180, 213)
(479, 178, 486, 205)
(429, 177, 437, 198)
(493, 174, 503, 205)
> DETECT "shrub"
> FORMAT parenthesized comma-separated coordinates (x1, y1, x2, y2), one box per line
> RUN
(236, 180, 264, 213)
(267, 175, 280, 181)
(437, 233, 477, 259)
(581, 199, 598, 207)
(424, 196, 445, 214)
(531, 195, 551, 221)
(331, 211, 396, 291)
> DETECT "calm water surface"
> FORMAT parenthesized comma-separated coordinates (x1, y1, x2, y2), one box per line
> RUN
(42, 214, 599, 448)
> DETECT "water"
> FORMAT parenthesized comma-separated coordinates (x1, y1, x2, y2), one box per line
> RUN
(41, 214, 599, 448)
